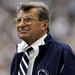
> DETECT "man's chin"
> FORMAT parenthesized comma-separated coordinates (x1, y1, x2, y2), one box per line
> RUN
(18, 34, 30, 40)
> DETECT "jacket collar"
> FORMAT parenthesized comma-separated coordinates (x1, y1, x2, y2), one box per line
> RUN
(35, 33, 54, 61)
(44, 33, 54, 44)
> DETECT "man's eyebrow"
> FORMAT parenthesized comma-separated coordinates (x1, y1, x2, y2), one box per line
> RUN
(17, 14, 32, 17)
(17, 16, 32, 19)
(25, 16, 32, 18)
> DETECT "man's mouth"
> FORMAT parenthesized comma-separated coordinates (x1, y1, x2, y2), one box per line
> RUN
(19, 26, 30, 34)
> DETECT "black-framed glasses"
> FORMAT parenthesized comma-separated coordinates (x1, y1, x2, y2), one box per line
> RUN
(14, 16, 39, 25)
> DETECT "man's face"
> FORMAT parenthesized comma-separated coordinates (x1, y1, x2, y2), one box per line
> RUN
(16, 8, 48, 44)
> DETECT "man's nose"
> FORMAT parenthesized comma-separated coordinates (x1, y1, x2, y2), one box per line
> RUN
(19, 19, 25, 26)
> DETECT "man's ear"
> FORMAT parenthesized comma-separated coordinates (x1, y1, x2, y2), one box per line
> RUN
(41, 20, 49, 31)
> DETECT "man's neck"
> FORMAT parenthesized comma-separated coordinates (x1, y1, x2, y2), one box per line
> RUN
(24, 33, 47, 46)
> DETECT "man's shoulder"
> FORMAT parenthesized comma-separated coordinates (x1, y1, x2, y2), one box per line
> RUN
(45, 34, 72, 52)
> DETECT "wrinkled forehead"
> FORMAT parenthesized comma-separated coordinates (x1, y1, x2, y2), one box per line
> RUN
(17, 8, 38, 18)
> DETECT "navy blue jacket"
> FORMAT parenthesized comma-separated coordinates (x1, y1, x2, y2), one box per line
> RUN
(11, 34, 75, 75)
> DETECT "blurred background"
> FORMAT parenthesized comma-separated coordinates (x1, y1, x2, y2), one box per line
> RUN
(0, 0, 75, 75)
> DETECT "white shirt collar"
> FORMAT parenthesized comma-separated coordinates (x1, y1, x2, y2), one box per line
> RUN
(17, 34, 47, 53)
(31, 34, 47, 52)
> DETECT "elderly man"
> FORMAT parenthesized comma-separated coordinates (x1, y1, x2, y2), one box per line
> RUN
(11, 2, 75, 75)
